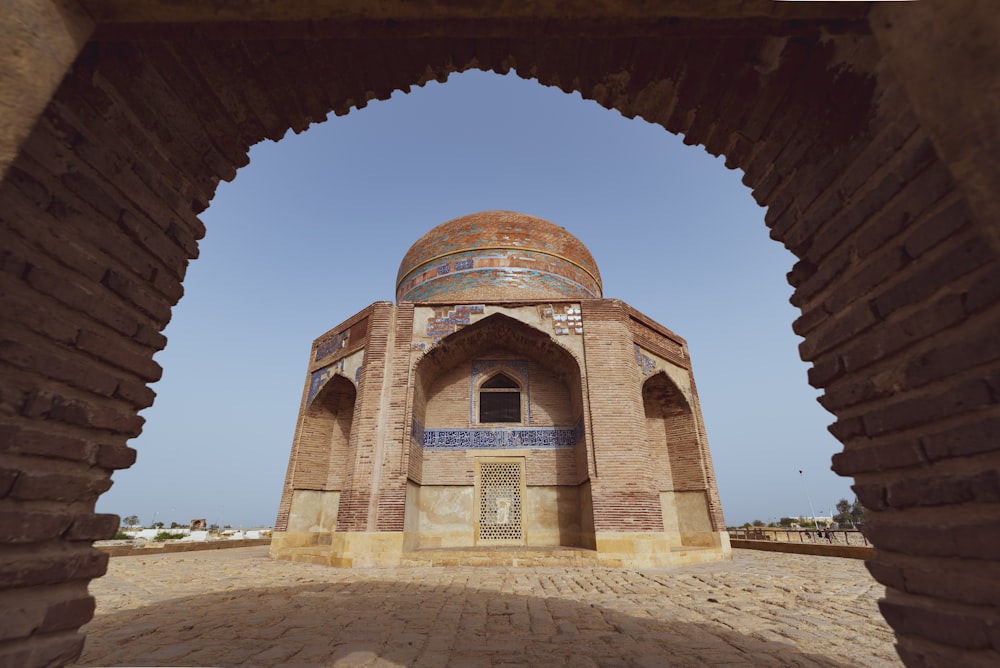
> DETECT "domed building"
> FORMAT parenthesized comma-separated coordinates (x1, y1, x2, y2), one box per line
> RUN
(271, 211, 731, 567)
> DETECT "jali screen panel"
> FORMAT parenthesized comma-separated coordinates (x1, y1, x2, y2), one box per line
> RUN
(476, 459, 525, 544)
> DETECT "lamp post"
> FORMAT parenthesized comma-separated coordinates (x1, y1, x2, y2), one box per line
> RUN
(798, 469, 820, 534)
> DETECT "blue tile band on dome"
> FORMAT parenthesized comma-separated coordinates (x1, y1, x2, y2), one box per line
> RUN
(395, 211, 604, 303)
(411, 417, 585, 450)
(402, 266, 598, 303)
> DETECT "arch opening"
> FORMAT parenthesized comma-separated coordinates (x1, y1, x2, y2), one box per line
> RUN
(1, 7, 997, 666)
(407, 313, 592, 550)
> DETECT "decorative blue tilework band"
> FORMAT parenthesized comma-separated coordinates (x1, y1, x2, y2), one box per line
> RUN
(425, 304, 485, 340)
(315, 330, 349, 361)
(412, 417, 584, 450)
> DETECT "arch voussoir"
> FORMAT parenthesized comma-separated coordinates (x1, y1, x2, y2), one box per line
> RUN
(0, 3, 998, 666)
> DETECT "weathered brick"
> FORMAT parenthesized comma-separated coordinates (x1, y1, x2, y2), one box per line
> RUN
(905, 325, 1000, 389)
(879, 600, 991, 650)
(851, 482, 887, 511)
(0, 427, 93, 463)
(96, 442, 137, 470)
(831, 437, 925, 476)
(900, 562, 1000, 608)
(963, 267, 1000, 316)
(10, 470, 111, 503)
(921, 414, 1000, 461)
(65, 513, 119, 541)
(100, 268, 174, 325)
(807, 354, 845, 389)
(0, 633, 86, 668)
(827, 415, 866, 442)
(865, 560, 905, 590)
(0, 469, 18, 498)
(0, 547, 107, 589)
(0, 510, 73, 543)
(39, 595, 96, 633)
(872, 237, 993, 320)
(75, 329, 162, 382)
(798, 298, 877, 361)
(887, 470, 1000, 508)
(866, 519, 1000, 560)
(861, 378, 993, 437)
(113, 378, 156, 409)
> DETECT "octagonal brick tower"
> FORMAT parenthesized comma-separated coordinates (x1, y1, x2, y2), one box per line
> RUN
(396, 210, 603, 303)
(273, 210, 729, 569)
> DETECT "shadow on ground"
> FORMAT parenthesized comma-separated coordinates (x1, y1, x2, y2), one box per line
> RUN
(74, 574, 870, 667)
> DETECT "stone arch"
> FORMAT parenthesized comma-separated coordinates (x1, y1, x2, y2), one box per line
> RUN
(412, 312, 586, 461)
(407, 313, 591, 549)
(642, 371, 716, 547)
(0, 3, 998, 665)
(277, 374, 357, 536)
(642, 371, 698, 490)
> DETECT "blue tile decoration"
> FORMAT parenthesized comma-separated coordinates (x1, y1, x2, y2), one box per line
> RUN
(315, 330, 350, 361)
(454, 258, 475, 270)
(471, 360, 530, 424)
(403, 267, 597, 303)
(412, 417, 584, 450)
(355, 366, 362, 384)
(437, 263, 451, 275)
(425, 304, 485, 341)
(539, 304, 583, 336)
(634, 345, 656, 375)
(307, 360, 345, 406)
(471, 359, 529, 380)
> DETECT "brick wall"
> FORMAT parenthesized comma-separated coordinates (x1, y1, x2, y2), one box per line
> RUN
(581, 300, 664, 532)
(1, 3, 998, 665)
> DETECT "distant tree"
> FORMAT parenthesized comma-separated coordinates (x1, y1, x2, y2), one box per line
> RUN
(778, 517, 796, 527)
(169, 521, 181, 529)
(153, 521, 164, 529)
(123, 515, 140, 528)
(834, 499, 852, 526)
(850, 499, 866, 526)
(751, 519, 765, 527)
(208, 524, 220, 532)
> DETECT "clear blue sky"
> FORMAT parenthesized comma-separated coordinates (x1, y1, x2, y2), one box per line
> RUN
(96, 70, 856, 529)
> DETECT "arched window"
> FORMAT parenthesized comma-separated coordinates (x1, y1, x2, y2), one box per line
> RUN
(479, 373, 521, 423)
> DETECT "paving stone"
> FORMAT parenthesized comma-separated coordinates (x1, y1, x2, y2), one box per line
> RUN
(71, 546, 900, 666)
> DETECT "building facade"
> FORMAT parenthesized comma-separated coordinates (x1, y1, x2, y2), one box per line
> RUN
(271, 211, 730, 567)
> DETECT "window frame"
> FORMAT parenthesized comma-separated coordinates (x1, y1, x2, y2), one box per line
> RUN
(477, 371, 524, 424)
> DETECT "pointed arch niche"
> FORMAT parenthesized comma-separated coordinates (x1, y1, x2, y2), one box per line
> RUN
(283, 374, 357, 535)
(407, 313, 594, 549)
(642, 371, 714, 547)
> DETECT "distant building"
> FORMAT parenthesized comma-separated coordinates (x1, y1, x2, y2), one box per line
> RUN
(271, 211, 730, 567)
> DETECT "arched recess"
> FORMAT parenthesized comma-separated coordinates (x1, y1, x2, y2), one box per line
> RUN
(642, 372, 714, 547)
(0, 4, 997, 666)
(280, 374, 356, 536)
(408, 313, 592, 549)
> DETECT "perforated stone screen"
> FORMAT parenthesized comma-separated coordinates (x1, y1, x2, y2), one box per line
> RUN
(477, 460, 525, 544)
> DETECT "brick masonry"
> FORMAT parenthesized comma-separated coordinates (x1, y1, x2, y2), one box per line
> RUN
(0, 2, 998, 666)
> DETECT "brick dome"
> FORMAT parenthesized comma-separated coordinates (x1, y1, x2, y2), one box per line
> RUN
(396, 211, 603, 303)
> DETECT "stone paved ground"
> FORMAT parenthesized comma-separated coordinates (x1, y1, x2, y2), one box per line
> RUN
(72, 547, 900, 667)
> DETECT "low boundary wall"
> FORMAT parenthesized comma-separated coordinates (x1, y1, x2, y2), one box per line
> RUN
(732, 539, 872, 560)
(97, 538, 272, 558)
